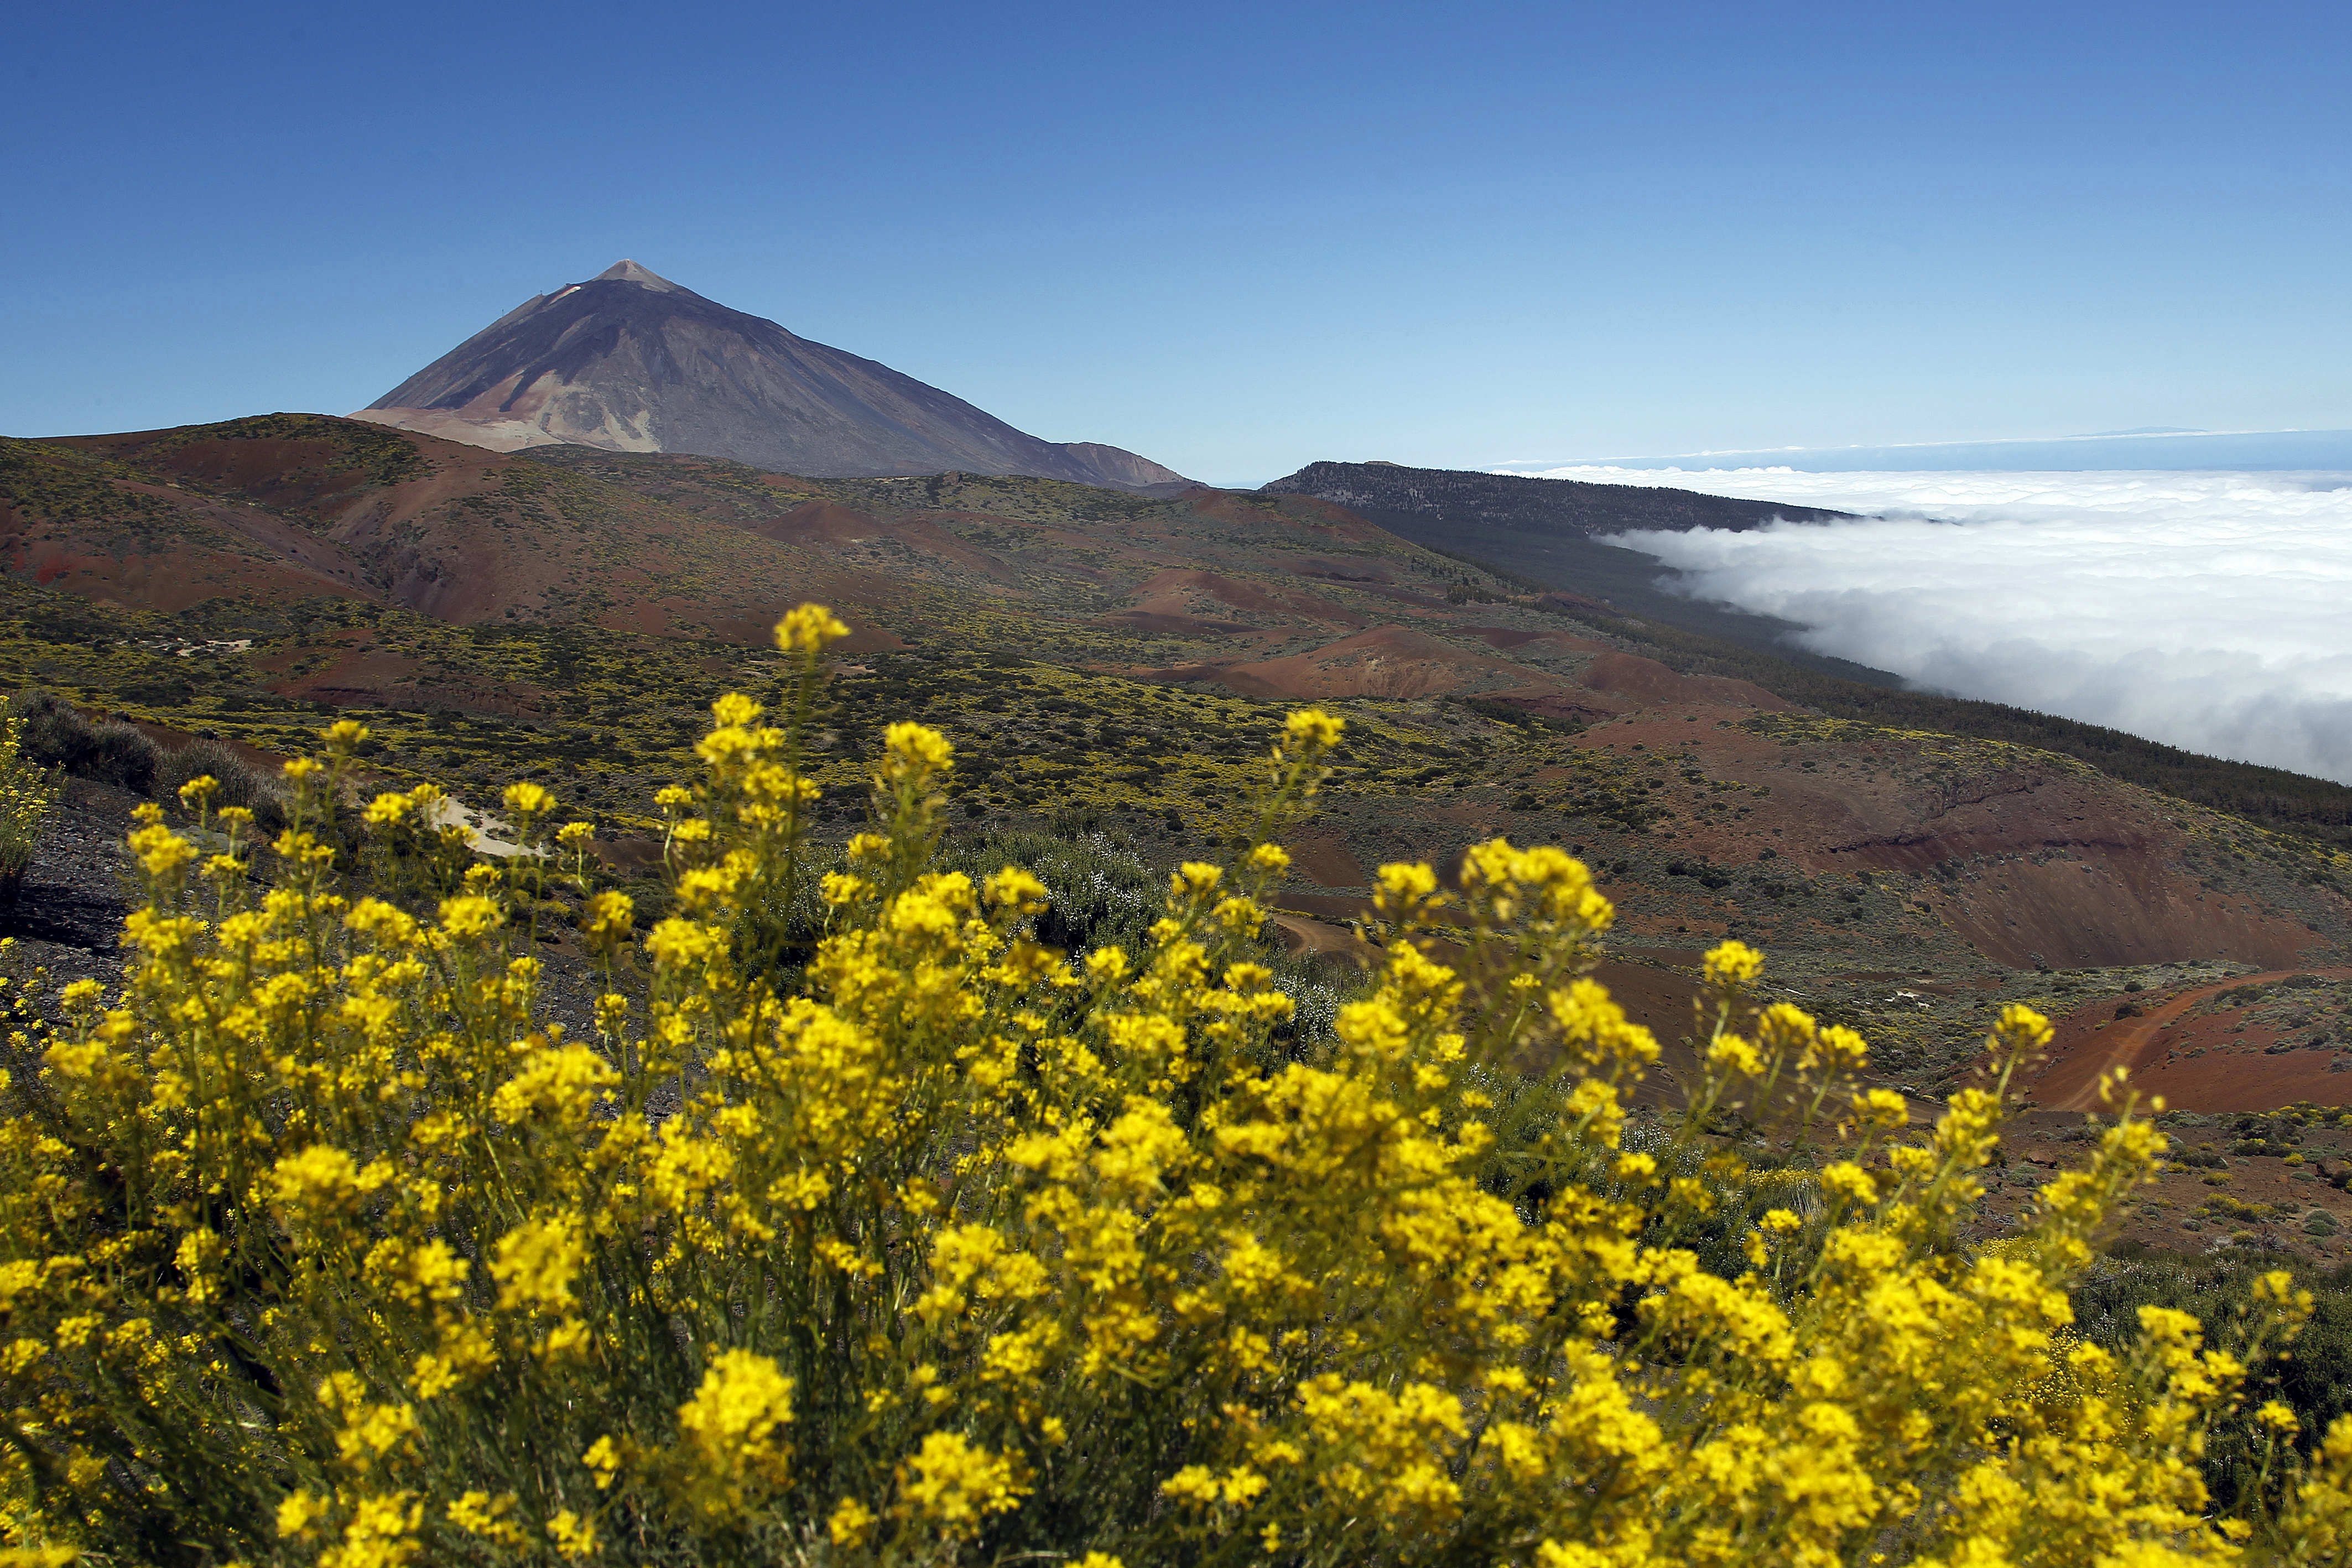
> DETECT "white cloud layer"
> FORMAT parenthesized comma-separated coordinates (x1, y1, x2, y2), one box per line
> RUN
(1518, 465, 2352, 785)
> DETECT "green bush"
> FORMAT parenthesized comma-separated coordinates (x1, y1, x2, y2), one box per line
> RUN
(156, 734, 284, 828)
(13, 688, 160, 793)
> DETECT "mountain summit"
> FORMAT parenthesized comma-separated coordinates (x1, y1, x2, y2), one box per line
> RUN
(354, 262, 1188, 490)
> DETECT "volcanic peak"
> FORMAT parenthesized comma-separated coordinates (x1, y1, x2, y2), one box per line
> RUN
(354, 261, 1187, 490)
(594, 258, 681, 291)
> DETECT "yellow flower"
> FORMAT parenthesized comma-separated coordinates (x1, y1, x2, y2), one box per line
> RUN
(1281, 708, 1345, 752)
(1819, 1161, 1879, 1206)
(31, 690, 2304, 1566)
(898, 1432, 1027, 1532)
(128, 822, 197, 881)
(545, 1509, 597, 1560)
(271, 1145, 391, 1228)
(674, 1350, 797, 1514)
(502, 780, 557, 820)
(1993, 1001, 2055, 1053)
(363, 790, 413, 827)
(1703, 939, 1765, 988)
(775, 602, 851, 655)
(436, 894, 505, 939)
(882, 721, 954, 775)
(490, 1214, 587, 1314)
(1850, 1087, 1908, 1129)
(447, 1491, 528, 1547)
(278, 1489, 327, 1539)
(584, 1435, 622, 1489)
(581, 889, 636, 949)
(711, 692, 763, 728)
(829, 1496, 876, 1546)
(982, 865, 1049, 917)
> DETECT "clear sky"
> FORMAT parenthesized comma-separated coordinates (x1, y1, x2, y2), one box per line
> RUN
(7, 1, 2347, 484)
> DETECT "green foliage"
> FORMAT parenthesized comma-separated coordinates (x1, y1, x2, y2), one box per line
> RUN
(155, 736, 284, 829)
(2078, 1249, 2352, 1507)
(0, 696, 60, 884)
(13, 689, 162, 793)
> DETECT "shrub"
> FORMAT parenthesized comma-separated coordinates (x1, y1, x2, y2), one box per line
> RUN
(0, 697, 61, 899)
(156, 734, 284, 829)
(11, 606, 2352, 1566)
(12, 688, 160, 793)
(939, 826, 1161, 961)
(9, 689, 86, 769)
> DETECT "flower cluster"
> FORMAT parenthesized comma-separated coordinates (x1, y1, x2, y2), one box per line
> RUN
(2, 605, 2346, 1566)
(0, 697, 60, 891)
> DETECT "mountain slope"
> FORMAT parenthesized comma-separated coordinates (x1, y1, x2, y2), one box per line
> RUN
(1260, 459, 1884, 673)
(356, 260, 1188, 491)
(8, 415, 2351, 1117)
(1261, 460, 1849, 535)
(18, 414, 932, 639)
(1262, 461, 2352, 849)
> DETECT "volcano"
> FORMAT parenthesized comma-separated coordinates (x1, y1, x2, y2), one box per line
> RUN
(354, 260, 1188, 490)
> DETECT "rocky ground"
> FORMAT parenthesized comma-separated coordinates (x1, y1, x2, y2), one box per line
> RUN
(1987, 1106, 2352, 1264)
(1, 783, 610, 1044)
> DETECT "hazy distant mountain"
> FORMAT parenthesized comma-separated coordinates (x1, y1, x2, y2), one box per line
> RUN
(1261, 460, 1848, 535)
(355, 261, 1189, 491)
(1260, 459, 1863, 669)
(1500, 427, 2352, 473)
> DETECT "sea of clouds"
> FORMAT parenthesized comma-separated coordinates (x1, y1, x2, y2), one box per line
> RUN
(1511, 466, 2352, 784)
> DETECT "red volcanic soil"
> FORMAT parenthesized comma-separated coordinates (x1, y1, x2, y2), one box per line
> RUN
(1574, 713, 2330, 973)
(12, 538, 368, 614)
(1266, 912, 1379, 963)
(1456, 624, 1610, 655)
(740, 500, 883, 546)
(1103, 569, 1364, 638)
(93, 434, 384, 520)
(1148, 569, 1310, 618)
(1278, 832, 1366, 889)
(1195, 626, 1569, 702)
(2031, 968, 2352, 1112)
(1577, 652, 1793, 713)
(1184, 490, 1375, 539)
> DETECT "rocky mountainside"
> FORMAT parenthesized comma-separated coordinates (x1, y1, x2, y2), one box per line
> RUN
(355, 261, 1189, 491)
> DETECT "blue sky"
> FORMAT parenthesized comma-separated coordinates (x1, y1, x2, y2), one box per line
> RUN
(6, 1, 2347, 483)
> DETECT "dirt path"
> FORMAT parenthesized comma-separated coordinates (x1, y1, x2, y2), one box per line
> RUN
(2033, 969, 2343, 1112)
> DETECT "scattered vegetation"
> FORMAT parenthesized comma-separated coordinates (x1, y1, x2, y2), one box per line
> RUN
(12, 606, 2352, 1565)
(1545, 583, 2352, 850)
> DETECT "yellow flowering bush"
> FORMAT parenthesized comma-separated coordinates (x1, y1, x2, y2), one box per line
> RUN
(8, 605, 2352, 1567)
(0, 697, 61, 900)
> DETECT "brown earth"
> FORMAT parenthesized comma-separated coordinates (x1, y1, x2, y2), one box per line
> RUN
(2032, 968, 2352, 1112)
(1564, 713, 2332, 974)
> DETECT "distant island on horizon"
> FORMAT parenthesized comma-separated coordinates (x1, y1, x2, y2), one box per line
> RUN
(1489, 425, 2352, 476)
